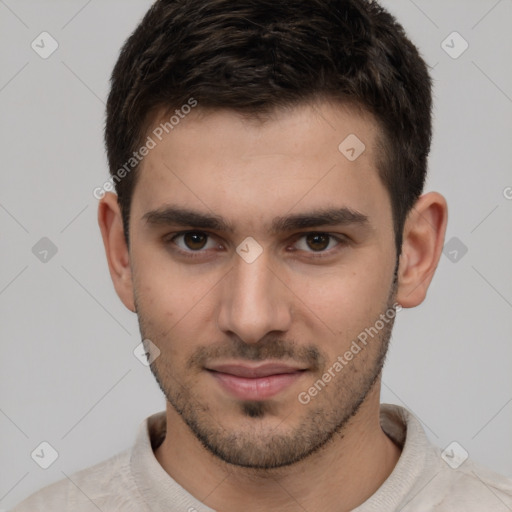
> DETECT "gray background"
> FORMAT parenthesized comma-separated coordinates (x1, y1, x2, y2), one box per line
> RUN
(1, 0, 511, 509)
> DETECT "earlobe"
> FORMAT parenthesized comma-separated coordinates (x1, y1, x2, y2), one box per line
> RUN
(97, 192, 136, 313)
(396, 192, 448, 308)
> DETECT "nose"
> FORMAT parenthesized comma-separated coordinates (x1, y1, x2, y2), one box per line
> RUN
(216, 249, 292, 344)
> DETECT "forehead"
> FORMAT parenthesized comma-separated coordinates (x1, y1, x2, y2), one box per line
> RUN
(132, 101, 389, 231)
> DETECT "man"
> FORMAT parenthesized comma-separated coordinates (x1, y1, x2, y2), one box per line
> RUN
(12, 0, 512, 510)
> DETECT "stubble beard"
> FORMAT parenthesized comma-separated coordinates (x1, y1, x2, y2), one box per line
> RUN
(136, 290, 397, 470)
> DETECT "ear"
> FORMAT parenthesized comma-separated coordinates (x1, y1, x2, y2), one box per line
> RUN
(396, 192, 448, 308)
(97, 192, 136, 313)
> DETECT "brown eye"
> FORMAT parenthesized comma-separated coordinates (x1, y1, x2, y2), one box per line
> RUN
(183, 232, 208, 250)
(305, 233, 330, 251)
(165, 231, 221, 259)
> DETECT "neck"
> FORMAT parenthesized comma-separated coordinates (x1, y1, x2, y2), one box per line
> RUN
(155, 381, 401, 512)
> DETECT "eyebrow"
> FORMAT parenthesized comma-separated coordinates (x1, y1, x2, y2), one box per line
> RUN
(142, 206, 369, 234)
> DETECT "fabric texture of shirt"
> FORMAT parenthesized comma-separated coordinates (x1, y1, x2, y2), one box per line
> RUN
(11, 404, 512, 511)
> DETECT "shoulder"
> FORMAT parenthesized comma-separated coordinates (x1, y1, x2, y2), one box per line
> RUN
(435, 458, 512, 510)
(10, 448, 145, 512)
(406, 446, 512, 511)
(379, 405, 512, 511)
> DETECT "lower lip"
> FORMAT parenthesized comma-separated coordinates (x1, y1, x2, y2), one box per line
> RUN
(208, 371, 305, 401)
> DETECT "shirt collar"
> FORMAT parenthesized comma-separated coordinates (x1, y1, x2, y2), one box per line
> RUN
(130, 404, 437, 512)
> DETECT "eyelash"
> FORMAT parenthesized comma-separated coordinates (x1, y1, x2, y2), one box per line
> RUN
(163, 231, 349, 260)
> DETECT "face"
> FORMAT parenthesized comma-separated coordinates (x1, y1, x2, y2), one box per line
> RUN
(129, 101, 399, 469)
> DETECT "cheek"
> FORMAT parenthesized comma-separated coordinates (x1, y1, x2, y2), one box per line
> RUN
(133, 260, 221, 338)
(133, 248, 193, 312)
(289, 263, 392, 338)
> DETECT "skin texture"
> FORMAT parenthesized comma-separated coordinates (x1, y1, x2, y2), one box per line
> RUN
(98, 100, 447, 512)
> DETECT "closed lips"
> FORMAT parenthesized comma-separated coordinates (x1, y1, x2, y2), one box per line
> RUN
(206, 364, 307, 378)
